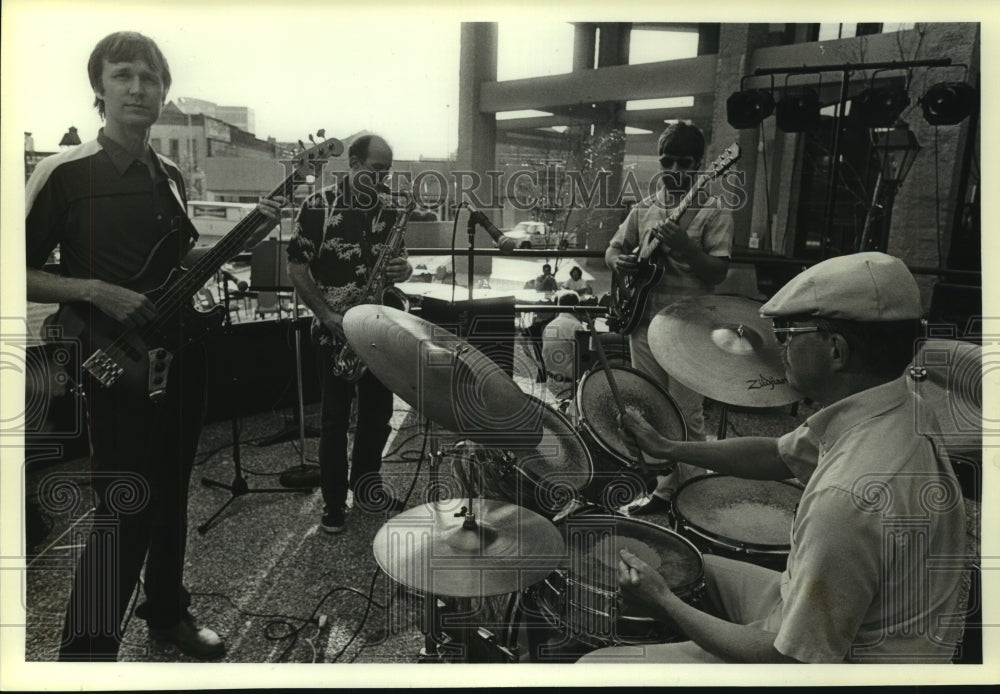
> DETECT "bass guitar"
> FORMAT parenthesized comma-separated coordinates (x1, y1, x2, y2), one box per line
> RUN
(56, 133, 343, 401)
(607, 143, 741, 336)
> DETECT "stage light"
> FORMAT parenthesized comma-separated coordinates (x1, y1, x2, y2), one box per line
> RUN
(726, 90, 775, 130)
(776, 88, 820, 133)
(851, 86, 911, 127)
(921, 82, 975, 125)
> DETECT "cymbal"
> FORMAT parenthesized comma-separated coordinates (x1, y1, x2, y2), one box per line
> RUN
(648, 295, 800, 407)
(372, 498, 565, 598)
(343, 305, 544, 447)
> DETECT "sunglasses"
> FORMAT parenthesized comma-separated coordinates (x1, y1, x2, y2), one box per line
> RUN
(771, 318, 821, 345)
(658, 154, 697, 169)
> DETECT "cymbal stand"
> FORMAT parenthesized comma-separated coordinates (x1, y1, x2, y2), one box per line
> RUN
(716, 403, 730, 441)
(569, 315, 656, 516)
(416, 418, 452, 661)
(416, 435, 521, 663)
(198, 277, 311, 535)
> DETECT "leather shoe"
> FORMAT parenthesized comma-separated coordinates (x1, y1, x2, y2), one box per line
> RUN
(148, 615, 226, 660)
(625, 494, 673, 517)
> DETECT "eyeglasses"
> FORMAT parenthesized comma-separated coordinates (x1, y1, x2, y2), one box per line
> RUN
(658, 154, 697, 170)
(771, 320, 821, 345)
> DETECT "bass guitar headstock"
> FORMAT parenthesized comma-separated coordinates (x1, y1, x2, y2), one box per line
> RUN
(286, 129, 345, 179)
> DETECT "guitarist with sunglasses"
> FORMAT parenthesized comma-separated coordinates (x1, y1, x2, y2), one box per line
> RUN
(25, 31, 281, 661)
(604, 122, 734, 516)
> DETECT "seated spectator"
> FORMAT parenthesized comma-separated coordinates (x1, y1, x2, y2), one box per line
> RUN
(561, 265, 592, 295)
(542, 290, 584, 401)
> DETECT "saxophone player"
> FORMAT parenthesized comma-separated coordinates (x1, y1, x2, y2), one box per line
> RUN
(287, 134, 412, 534)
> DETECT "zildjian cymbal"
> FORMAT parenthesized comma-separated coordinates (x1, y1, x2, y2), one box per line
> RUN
(372, 498, 565, 598)
(648, 295, 801, 407)
(343, 305, 544, 447)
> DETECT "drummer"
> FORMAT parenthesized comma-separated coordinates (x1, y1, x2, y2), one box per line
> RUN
(579, 252, 967, 663)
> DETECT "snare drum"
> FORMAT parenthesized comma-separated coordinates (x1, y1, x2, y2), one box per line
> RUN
(528, 514, 704, 650)
(672, 475, 803, 570)
(575, 366, 687, 507)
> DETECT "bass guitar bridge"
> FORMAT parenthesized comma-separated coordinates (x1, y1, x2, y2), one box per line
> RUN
(82, 349, 124, 388)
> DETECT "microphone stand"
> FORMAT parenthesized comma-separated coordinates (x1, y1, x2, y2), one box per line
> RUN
(198, 275, 311, 535)
(277, 290, 322, 487)
(466, 216, 477, 303)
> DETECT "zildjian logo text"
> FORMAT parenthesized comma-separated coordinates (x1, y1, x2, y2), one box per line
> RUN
(746, 374, 788, 390)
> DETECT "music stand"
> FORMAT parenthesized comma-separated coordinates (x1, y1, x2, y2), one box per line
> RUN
(198, 276, 310, 534)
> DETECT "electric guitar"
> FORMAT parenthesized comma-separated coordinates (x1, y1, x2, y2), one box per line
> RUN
(606, 143, 741, 336)
(55, 133, 343, 401)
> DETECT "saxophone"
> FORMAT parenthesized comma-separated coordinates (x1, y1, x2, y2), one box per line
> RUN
(329, 188, 415, 383)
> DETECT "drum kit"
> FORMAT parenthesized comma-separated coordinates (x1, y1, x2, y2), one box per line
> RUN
(345, 294, 803, 662)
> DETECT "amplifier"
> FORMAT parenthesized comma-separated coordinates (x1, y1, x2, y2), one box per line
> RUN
(416, 294, 516, 377)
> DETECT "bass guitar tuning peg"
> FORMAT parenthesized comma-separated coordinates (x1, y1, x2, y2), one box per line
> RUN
(316, 129, 326, 139)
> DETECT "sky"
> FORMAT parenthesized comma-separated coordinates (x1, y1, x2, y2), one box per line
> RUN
(6, 2, 702, 160)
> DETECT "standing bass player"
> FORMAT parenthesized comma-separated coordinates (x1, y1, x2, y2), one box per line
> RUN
(605, 122, 734, 515)
(25, 31, 281, 660)
(286, 134, 412, 535)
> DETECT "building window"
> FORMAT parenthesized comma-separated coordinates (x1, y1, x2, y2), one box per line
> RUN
(170, 139, 179, 159)
(151, 138, 162, 153)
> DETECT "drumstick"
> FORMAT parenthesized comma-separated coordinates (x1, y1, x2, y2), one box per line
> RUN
(583, 316, 650, 477)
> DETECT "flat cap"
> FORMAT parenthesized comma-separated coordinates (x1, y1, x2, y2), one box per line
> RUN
(760, 252, 923, 321)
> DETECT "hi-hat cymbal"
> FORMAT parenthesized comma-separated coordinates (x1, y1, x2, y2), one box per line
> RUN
(372, 498, 565, 598)
(343, 305, 543, 447)
(648, 295, 800, 407)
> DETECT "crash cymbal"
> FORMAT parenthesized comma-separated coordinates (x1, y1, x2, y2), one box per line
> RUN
(372, 498, 565, 598)
(343, 305, 543, 447)
(648, 295, 800, 407)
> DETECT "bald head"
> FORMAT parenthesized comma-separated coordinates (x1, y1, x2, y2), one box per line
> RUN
(348, 134, 392, 164)
(348, 134, 393, 195)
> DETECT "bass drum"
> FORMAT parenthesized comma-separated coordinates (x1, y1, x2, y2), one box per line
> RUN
(526, 514, 704, 653)
(574, 365, 687, 508)
(672, 474, 803, 571)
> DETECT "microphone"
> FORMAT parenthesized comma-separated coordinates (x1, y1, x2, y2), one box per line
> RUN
(465, 200, 517, 254)
(221, 270, 248, 293)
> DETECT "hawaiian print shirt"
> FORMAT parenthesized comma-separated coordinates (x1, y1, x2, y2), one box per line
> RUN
(287, 178, 406, 345)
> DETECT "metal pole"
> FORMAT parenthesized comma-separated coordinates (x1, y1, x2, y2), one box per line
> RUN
(821, 70, 852, 259)
(292, 291, 307, 467)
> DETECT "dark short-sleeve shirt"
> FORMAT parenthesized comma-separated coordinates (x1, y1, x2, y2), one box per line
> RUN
(25, 129, 195, 285)
(286, 178, 404, 341)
